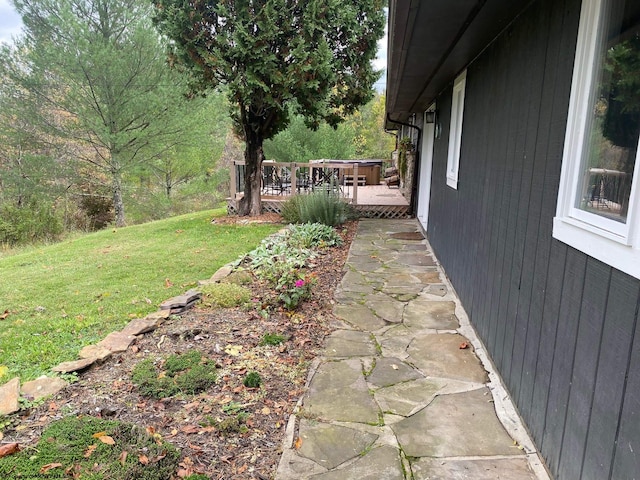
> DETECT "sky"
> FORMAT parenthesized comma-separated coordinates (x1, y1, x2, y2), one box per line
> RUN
(0, 0, 387, 91)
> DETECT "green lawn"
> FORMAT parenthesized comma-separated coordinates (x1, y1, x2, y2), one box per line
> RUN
(0, 209, 280, 381)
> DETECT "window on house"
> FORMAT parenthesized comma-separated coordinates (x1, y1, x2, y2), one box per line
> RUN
(447, 70, 467, 189)
(554, 0, 640, 279)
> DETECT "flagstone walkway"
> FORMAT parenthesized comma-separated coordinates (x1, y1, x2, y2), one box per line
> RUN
(276, 219, 550, 480)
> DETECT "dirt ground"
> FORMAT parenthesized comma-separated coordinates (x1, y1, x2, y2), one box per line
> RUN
(5, 217, 357, 479)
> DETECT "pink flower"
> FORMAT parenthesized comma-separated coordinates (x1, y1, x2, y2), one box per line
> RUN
(295, 279, 306, 288)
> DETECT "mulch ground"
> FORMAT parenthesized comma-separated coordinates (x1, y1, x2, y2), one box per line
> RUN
(4, 216, 357, 479)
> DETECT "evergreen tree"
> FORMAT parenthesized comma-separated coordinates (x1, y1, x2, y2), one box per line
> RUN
(153, 0, 385, 215)
(1, 0, 202, 226)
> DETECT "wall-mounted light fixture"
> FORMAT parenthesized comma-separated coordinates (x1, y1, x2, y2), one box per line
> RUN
(425, 111, 436, 124)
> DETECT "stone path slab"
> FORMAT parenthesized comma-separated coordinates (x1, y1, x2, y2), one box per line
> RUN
(297, 420, 378, 469)
(276, 219, 550, 480)
(412, 457, 539, 480)
(303, 359, 379, 424)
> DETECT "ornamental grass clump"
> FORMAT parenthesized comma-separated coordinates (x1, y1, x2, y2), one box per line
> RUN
(282, 192, 354, 226)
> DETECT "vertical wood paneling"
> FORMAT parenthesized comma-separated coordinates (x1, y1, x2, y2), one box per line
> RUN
(612, 296, 640, 478)
(421, 1, 640, 477)
(582, 272, 640, 479)
(558, 259, 611, 477)
(541, 248, 586, 474)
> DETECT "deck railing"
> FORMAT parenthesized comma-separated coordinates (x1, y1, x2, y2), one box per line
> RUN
(231, 160, 382, 205)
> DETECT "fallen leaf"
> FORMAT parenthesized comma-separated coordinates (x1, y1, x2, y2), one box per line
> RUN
(164, 278, 173, 288)
(98, 435, 115, 445)
(181, 425, 199, 434)
(0, 310, 8, 320)
(261, 407, 271, 415)
(84, 445, 97, 458)
(237, 464, 248, 474)
(91, 431, 107, 439)
(0, 365, 8, 377)
(39, 463, 63, 473)
(146, 426, 156, 435)
(459, 342, 469, 349)
(294, 437, 303, 450)
(139, 454, 149, 465)
(224, 344, 243, 356)
(0, 443, 20, 458)
(118, 450, 128, 466)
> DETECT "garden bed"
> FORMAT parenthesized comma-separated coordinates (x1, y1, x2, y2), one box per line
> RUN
(1, 219, 357, 479)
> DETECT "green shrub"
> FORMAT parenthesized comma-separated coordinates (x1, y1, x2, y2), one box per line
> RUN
(199, 282, 252, 308)
(296, 192, 354, 226)
(0, 200, 63, 246)
(280, 194, 304, 224)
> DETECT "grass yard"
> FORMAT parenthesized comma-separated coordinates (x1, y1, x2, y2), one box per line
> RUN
(0, 209, 281, 382)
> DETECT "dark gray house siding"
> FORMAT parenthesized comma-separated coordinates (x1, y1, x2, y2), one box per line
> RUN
(422, 0, 640, 478)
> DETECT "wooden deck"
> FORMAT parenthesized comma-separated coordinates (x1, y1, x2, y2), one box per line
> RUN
(229, 160, 411, 219)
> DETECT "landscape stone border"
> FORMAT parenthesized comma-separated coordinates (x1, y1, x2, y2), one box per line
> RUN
(0, 263, 236, 416)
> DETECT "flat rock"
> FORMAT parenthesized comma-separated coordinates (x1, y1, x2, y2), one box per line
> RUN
(392, 388, 521, 458)
(364, 294, 405, 323)
(0, 377, 20, 415)
(367, 357, 423, 388)
(78, 344, 112, 362)
(297, 420, 378, 470)
(145, 310, 171, 320)
(404, 300, 459, 330)
(333, 304, 386, 331)
(413, 271, 441, 284)
(210, 265, 234, 282)
(52, 357, 96, 373)
(411, 455, 537, 479)
(160, 289, 202, 310)
(324, 330, 378, 357)
(121, 316, 159, 336)
(304, 359, 380, 424)
(310, 445, 404, 480)
(97, 331, 136, 353)
(407, 333, 488, 383)
(425, 284, 448, 296)
(396, 253, 436, 267)
(375, 377, 473, 417)
(21, 376, 68, 401)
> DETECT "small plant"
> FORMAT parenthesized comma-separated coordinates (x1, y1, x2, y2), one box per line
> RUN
(279, 273, 317, 310)
(260, 333, 289, 346)
(131, 351, 217, 399)
(199, 282, 252, 308)
(243, 371, 262, 388)
(287, 223, 343, 248)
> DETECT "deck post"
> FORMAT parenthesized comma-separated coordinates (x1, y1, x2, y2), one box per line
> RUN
(291, 163, 297, 194)
(352, 163, 359, 204)
(230, 160, 237, 199)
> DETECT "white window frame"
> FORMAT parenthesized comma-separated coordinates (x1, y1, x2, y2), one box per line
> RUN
(447, 70, 467, 189)
(553, 0, 640, 279)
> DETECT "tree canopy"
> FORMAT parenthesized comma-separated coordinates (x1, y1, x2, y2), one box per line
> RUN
(153, 0, 385, 215)
(1, 0, 205, 226)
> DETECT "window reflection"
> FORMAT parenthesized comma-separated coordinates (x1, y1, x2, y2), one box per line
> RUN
(577, 0, 640, 223)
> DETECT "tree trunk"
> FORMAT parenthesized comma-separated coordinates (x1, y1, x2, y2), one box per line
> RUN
(238, 128, 264, 216)
(112, 170, 126, 227)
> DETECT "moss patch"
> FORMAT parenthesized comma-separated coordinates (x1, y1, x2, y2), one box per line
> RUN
(0, 416, 179, 479)
(131, 350, 217, 399)
(199, 283, 252, 308)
